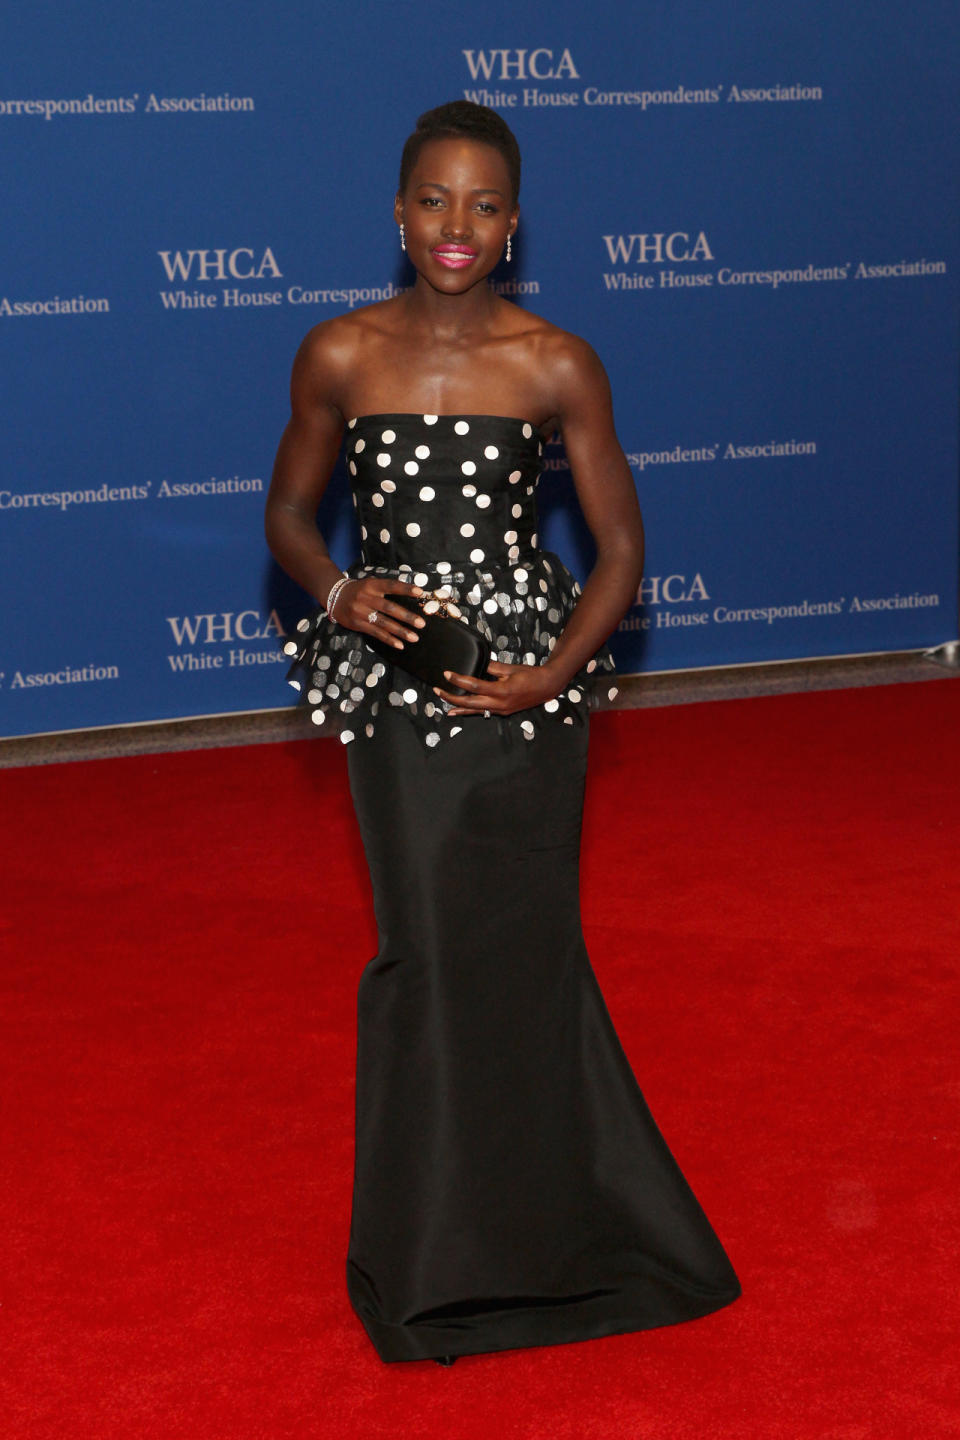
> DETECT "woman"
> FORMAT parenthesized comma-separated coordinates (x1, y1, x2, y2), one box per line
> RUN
(265, 100, 741, 1365)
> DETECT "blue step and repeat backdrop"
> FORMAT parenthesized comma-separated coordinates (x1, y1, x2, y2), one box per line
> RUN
(2, 1, 958, 738)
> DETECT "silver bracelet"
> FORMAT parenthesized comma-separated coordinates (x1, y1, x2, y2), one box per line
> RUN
(325, 574, 352, 621)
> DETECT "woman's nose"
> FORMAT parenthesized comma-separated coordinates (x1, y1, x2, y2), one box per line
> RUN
(442, 208, 472, 239)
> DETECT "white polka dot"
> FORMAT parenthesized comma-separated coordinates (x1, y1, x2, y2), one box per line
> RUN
(404, 460, 419, 476)
(376, 452, 390, 467)
(350, 686, 364, 702)
(418, 486, 434, 501)
(539, 579, 549, 592)
(523, 652, 536, 665)
(436, 584, 452, 598)
(354, 438, 365, 453)
(405, 521, 421, 536)
(379, 528, 390, 542)
(460, 522, 475, 537)
(423, 414, 438, 424)
(508, 470, 521, 483)
(310, 710, 325, 724)
(447, 602, 461, 617)
(371, 493, 384, 507)
(563, 716, 574, 725)
(414, 571, 429, 585)
(402, 687, 418, 704)
(365, 672, 379, 687)
(436, 561, 451, 574)
(381, 428, 396, 443)
(425, 732, 440, 747)
(608, 686, 619, 700)
(522, 423, 533, 438)
(347, 417, 356, 428)
(586, 660, 597, 673)
(349, 460, 357, 476)
(483, 598, 498, 614)
(531, 533, 538, 546)
(508, 546, 519, 560)
(521, 720, 534, 736)
(365, 723, 374, 736)
(461, 460, 476, 476)
(296, 618, 310, 632)
(454, 420, 470, 435)
(544, 698, 559, 713)
(283, 641, 297, 655)
(360, 525, 368, 538)
(470, 548, 485, 562)
(339, 730, 355, 744)
(514, 567, 528, 581)
(307, 688, 323, 703)
(511, 503, 522, 518)
(504, 530, 517, 543)
(568, 688, 582, 703)
(484, 445, 499, 459)
(415, 444, 430, 460)
(475, 494, 491, 509)
(462, 483, 477, 497)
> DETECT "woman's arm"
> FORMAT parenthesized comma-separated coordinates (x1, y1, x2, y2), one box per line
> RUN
(536, 333, 645, 690)
(265, 324, 425, 647)
(264, 325, 350, 608)
(434, 332, 643, 714)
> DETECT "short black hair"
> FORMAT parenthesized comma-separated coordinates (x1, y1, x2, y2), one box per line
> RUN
(398, 100, 521, 205)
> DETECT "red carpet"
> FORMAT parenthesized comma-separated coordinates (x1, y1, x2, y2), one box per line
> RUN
(2, 680, 958, 1438)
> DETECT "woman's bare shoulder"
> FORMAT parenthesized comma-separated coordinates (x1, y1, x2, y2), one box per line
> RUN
(498, 300, 604, 372)
(290, 299, 405, 404)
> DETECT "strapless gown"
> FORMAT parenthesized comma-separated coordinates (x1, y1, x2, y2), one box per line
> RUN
(283, 414, 742, 1362)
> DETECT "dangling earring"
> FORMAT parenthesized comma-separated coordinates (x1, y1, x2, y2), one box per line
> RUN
(399, 223, 406, 252)
(506, 233, 512, 263)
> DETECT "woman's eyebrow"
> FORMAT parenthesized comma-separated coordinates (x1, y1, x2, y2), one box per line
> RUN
(415, 182, 505, 196)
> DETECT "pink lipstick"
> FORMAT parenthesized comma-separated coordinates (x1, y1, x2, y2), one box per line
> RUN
(432, 244, 478, 270)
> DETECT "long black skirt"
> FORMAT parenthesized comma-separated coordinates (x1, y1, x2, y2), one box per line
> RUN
(345, 708, 741, 1362)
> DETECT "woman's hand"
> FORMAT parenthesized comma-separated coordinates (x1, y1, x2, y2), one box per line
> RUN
(432, 659, 563, 718)
(331, 578, 429, 648)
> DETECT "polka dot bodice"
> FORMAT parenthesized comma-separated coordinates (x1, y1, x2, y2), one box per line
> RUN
(348, 413, 543, 573)
(282, 413, 618, 748)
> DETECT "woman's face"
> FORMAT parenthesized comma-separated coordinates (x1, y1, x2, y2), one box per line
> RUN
(395, 137, 518, 294)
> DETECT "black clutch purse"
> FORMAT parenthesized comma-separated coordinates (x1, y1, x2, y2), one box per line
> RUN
(365, 593, 492, 696)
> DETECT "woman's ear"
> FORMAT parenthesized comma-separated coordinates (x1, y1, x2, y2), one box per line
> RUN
(393, 193, 404, 228)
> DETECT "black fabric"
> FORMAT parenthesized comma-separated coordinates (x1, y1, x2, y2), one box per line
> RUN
(282, 414, 618, 748)
(345, 705, 742, 1363)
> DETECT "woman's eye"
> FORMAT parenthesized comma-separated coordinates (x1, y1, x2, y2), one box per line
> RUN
(477, 203, 497, 215)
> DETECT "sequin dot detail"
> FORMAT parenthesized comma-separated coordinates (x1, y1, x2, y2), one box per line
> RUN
(454, 420, 470, 435)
